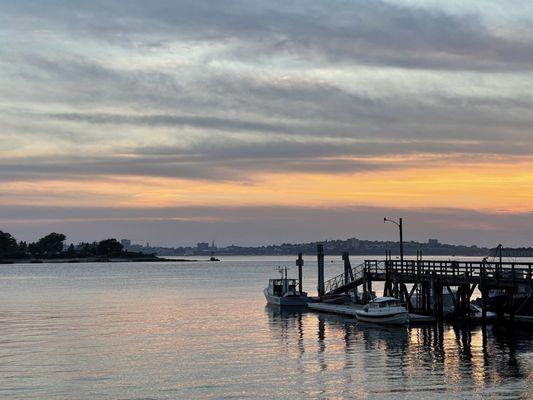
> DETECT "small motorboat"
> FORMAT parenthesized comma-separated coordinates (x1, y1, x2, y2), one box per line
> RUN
(355, 297, 409, 325)
(264, 267, 310, 307)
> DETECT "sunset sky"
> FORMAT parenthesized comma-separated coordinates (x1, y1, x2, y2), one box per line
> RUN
(1, 1, 533, 246)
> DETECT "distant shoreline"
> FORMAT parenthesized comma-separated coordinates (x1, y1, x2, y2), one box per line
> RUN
(0, 257, 200, 264)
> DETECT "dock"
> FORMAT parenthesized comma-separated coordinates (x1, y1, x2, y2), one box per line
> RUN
(303, 245, 533, 323)
(308, 302, 436, 323)
(309, 302, 362, 317)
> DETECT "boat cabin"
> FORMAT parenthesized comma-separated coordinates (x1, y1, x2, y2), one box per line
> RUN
(366, 297, 402, 309)
(268, 278, 298, 297)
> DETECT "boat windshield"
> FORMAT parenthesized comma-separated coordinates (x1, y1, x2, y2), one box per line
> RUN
(269, 279, 298, 296)
(371, 298, 400, 307)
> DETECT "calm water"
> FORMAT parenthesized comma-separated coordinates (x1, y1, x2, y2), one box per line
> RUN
(0, 256, 531, 399)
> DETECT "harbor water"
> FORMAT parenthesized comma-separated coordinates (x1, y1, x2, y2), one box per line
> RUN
(0, 256, 531, 399)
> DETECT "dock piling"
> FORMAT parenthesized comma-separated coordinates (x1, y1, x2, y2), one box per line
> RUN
(317, 244, 325, 297)
(342, 252, 354, 294)
(296, 253, 304, 294)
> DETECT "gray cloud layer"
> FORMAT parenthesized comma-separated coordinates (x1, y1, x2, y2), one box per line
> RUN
(4, 0, 533, 71)
(2, 1, 533, 244)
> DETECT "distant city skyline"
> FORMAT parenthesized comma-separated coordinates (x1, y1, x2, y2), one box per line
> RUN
(4, 205, 531, 249)
(1, 1, 533, 246)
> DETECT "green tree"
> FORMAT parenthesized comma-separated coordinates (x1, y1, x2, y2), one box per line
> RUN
(66, 243, 76, 257)
(0, 231, 18, 258)
(17, 241, 28, 257)
(27, 242, 42, 257)
(77, 242, 97, 257)
(97, 239, 124, 256)
(29, 233, 66, 258)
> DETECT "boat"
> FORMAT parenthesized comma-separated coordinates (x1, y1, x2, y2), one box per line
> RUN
(209, 251, 220, 261)
(469, 303, 497, 321)
(355, 297, 409, 325)
(481, 253, 533, 321)
(263, 267, 311, 307)
(487, 288, 533, 321)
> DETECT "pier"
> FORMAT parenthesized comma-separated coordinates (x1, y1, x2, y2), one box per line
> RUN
(309, 247, 533, 322)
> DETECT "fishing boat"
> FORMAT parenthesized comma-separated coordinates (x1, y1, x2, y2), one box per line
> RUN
(355, 297, 409, 325)
(263, 267, 311, 307)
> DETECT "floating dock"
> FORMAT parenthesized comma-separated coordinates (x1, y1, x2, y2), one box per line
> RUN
(309, 302, 362, 317)
(308, 302, 436, 323)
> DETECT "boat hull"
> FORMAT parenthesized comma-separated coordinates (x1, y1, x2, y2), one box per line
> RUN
(263, 288, 310, 307)
(355, 310, 409, 325)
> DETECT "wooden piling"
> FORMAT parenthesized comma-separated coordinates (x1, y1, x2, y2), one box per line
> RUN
(481, 288, 488, 321)
(317, 244, 325, 297)
(342, 252, 354, 294)
(296, 253, 304, 294)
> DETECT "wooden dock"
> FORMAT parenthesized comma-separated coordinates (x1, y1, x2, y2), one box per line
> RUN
(308, 302, 436, 323)
(309, 302, 362, 317)
(313, 250, 533, 322)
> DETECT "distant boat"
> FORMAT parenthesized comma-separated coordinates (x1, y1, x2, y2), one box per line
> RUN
(209, 251, 220, 261)
(263, 267, 310, 307)
(355, 297, 409, 325)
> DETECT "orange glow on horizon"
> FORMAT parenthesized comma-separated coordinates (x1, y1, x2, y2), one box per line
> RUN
(1, 161, 533, 213)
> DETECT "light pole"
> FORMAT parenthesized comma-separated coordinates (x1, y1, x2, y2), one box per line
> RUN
(384, 217, 403, 268)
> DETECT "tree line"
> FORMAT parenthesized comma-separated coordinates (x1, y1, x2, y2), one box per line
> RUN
(0, 231, 146, 260)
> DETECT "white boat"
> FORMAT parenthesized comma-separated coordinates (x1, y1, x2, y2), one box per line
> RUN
(264, 267, 310, 307)
(355, 297, 409, 325)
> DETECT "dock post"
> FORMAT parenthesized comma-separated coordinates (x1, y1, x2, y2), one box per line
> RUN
(481, 288, 488, 321)
(425, 282, 432, 315)
(317, 244, 325, 297)
(437, 284, 444, 319)
(431, 273, 443, 319)
(419, 283, 425, 313)
(342, 252, 353, 294)
(362, 267, 368, 298)
(296, 253, 304, 294)
(507, 288, 515, 322)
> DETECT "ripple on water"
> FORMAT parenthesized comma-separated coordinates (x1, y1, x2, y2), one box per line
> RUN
(0, 259, 531, 399)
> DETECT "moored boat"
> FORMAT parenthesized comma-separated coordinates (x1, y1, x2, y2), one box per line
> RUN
(264, 267, 311, 307)
(355, 297, 409, 325)
(469, 303, 497, 321)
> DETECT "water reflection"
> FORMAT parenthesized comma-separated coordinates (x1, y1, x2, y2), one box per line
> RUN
(264, 306, 532, 398)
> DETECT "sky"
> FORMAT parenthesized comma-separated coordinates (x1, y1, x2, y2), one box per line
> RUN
(1, 0, 533, 247)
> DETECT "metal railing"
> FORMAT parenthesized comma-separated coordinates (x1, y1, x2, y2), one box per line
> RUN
(323, 259, 532, 296)
(324, 261, 370, 294)
(363, 259, 533, 285)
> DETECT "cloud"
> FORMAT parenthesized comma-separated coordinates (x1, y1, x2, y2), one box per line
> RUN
(2, 134, 532, 183)
(2, 1, 533, 246)
(47, 112, 290, 134)
(4, 1, 533, 71)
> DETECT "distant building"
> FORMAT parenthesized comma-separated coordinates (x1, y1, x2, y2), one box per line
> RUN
(121, 239, 132, 248)
(197, 242, 210, 251)
(350, 238, 361, 249)
(428, 239, 440, 246)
